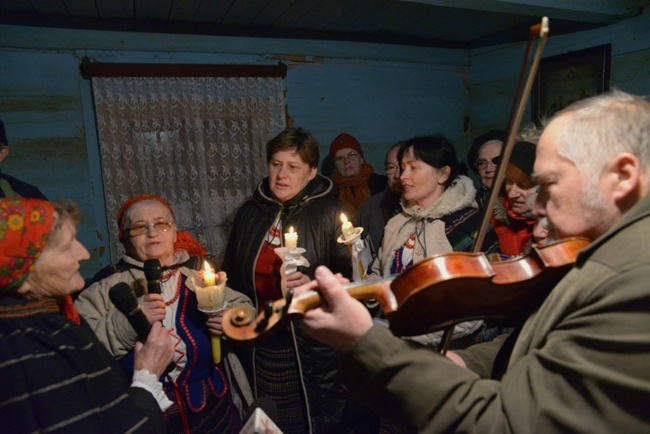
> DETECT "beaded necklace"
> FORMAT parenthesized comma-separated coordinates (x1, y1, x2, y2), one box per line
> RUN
(162, 269, 181, 306)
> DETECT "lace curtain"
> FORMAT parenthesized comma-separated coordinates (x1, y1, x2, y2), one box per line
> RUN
(91, 76, 286, 263)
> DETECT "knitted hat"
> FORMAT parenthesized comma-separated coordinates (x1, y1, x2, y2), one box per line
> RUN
(0, 118, 7, 147)
(117, 194, 175, 242)
(0, 198, 54, 292)
(467, 129, 506, 173)
(329, 133, 363, 162)
(509, 141, 537, 177)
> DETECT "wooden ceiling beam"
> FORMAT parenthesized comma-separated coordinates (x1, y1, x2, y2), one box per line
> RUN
(403, 0, 642, 23)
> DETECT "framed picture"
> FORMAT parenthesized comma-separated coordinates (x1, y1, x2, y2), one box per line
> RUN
(532, 44, 611, 126)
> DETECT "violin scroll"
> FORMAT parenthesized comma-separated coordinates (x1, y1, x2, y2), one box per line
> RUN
(223, 297, 293, 345)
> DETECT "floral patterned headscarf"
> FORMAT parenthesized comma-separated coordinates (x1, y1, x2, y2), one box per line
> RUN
(0, 198, 54, 292)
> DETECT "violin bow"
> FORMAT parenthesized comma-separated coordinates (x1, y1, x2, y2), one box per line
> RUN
(437, 17, 550, 355)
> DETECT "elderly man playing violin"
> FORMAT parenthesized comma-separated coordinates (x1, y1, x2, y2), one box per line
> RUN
(293, 90, 650, 433)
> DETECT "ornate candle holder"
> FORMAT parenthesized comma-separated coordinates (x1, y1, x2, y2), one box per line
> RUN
(196, 278, 228, 363)
(337, 227, 371, 282)
(274, 247, 310, 296)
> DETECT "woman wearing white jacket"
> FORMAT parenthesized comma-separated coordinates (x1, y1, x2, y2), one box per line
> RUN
(371, 135, 500, 348)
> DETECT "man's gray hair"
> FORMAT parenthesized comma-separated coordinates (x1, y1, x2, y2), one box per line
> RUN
(553, 89, 650, 185)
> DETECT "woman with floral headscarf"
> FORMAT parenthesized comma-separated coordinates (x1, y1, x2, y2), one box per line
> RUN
(75, 194, 254, 434)
(0, 197, 174, 433)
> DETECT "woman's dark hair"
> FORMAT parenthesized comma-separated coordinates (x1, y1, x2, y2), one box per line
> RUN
(398, 135, 467, 189)
(266, 127, 320, 168)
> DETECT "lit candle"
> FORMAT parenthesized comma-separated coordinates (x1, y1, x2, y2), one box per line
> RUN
(196, 261, 226, 364)
(340, 213, 356, 240)
(202, 260, 216, 286)
(196, 261, 226, 311)
(284, 226, 298, 250)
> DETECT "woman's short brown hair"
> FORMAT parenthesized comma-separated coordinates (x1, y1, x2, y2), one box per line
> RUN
(266, 127, 320, 168)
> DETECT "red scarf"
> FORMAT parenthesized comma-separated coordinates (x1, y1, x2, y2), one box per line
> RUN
(491, 196, 536, 257)
(332, 163, 375, 215)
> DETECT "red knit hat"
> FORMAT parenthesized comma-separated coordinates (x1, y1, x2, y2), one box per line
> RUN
(329, 133, 363, 162)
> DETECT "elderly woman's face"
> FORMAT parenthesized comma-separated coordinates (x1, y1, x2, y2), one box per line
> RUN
(123, 201, 177, 266)
(477, 141, 502, 188)
(333, 147, 364, 178)
(268, 149, 317, 203)
(28, 218, 90, 297)
(505, 165, 537, 215)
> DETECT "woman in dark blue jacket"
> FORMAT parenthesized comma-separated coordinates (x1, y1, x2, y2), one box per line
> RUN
(223, 127, 378, 434)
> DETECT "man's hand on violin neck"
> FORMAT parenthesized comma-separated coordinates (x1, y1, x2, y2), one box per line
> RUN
(298, 265, 373, 353)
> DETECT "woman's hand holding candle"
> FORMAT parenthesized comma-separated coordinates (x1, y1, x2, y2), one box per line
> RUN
(197, 261, 226, 364)
(206, 313, 225, 336)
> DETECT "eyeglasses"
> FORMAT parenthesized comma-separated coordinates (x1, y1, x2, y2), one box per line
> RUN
(476, 156, 500, 170)
(385, 165, 400, 175)
(334, 151, 360, 164)
(126, 220, 175, 237)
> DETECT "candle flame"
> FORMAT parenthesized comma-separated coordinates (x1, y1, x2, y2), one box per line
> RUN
(340, 213, 349, 224)
(289, 226, 295, 234)
(202, 260, 216, 286)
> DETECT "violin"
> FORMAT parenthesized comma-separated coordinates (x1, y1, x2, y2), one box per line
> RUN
(222, 18, 568, 348)
(222, 237, 589, 344)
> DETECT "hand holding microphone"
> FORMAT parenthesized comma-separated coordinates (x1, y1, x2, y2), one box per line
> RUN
(109, 282, 175, 376)
(109, 282, 153, 341)
(133, 321, 174, 378)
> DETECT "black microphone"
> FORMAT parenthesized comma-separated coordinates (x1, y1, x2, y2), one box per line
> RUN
(109, 282, 151, 342)
(109, 282, 176, 376)
(240, 397, 283, 434)
(143, 259, 162, 294)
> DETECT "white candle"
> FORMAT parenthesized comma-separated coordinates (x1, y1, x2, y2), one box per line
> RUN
(196, 261, 227, 311)
(284, 226, 298, 250)
(340, 213, 356, 240)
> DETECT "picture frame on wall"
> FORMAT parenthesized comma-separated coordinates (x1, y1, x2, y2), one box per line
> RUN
(532, 44, 611, 126)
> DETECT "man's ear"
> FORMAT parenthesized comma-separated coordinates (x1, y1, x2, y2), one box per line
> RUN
(0, 146, 10, 163)
(606, 152, 640, 204)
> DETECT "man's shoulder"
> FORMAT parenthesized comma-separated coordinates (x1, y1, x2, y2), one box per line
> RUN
(0, 173, 47, 200)
(359, 190, 386, 211)
(368, 173, 387, 195)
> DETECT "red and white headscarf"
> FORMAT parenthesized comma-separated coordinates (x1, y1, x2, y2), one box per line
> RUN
(0, 197, 81, 324)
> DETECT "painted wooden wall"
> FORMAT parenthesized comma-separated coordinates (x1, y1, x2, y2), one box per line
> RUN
(463, 9, 650, 150)
(1, 8, 649, 277)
